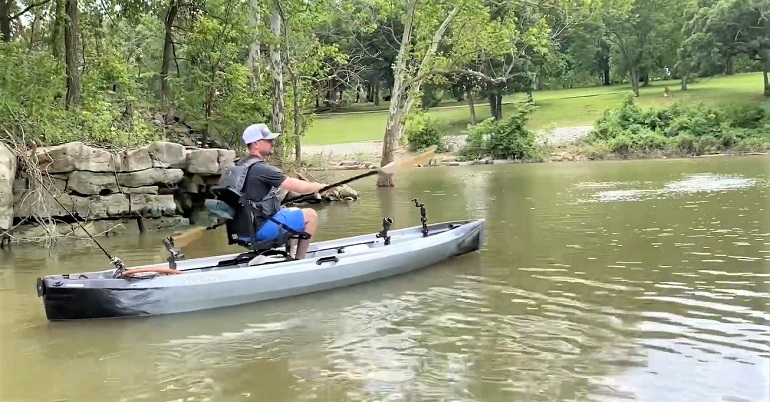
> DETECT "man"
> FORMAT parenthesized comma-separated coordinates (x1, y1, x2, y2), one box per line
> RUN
(235, 123, 327, 259)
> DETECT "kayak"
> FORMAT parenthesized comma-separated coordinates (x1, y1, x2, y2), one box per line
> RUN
(36, 217, 485, 321)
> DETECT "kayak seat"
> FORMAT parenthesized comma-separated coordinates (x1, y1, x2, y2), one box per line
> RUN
(221, 218, 312, 264)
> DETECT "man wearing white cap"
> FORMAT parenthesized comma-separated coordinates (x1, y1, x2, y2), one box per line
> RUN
(235, 123, 327, 259)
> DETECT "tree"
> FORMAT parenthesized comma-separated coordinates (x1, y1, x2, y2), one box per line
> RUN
(681, 0, 770, 96)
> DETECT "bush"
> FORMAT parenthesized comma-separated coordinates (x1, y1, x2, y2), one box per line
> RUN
(583, 93, 770, 156)
(459, 101, 542, 160)
(405, 114, 447, 152)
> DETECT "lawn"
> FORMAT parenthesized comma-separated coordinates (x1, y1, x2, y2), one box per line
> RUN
(302, 72, 770, 146)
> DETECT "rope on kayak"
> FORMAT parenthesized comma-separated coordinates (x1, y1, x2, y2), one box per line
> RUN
(114, 266, 183, 279)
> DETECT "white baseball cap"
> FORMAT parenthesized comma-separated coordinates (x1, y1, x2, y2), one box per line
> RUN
(242, 123, 280, 144)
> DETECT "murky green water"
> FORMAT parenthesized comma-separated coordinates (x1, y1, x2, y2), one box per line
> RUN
(1, 156, 768, 402)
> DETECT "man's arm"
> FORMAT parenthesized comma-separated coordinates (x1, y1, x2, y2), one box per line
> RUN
(257, 164, 325, 194)
(280, 177, 326, 194)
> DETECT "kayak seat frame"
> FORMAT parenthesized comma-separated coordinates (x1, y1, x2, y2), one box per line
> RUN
(222, 216, 312, 265)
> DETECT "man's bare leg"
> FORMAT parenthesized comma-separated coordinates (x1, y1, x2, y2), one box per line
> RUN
(295, 208, 318, 259)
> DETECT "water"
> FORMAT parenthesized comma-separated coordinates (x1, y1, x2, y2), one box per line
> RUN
(1, 155, 768, 402)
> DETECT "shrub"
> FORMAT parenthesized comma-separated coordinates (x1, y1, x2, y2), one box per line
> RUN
(583, 94, 770, 156)
(405, 114, 447, 152)
(459, 101, 542, 160)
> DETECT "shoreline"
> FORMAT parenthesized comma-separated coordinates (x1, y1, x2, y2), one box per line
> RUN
(305, 148, 770, 172)
(299, 126, 770, 171)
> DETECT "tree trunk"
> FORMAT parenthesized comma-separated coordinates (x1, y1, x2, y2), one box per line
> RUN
(51, 0, 64, 59)
(629, 69, 640, 97)
(764, 21, 770, 97)
(0, 0, 11, 42)
(269, 0, 285, 160)
(160, 0, 178, 111)
(63, 0, 80, 108)
(602, 67, 610, 86)
(290, 70, 302, 165)
(466, 85, 476, 125)
(247, 0, 262, 84)
(28, 5, 44, 50)
(376, 0, 417, 188)
(487, 90, 502, 120)
(376, 2, 460, 187)
(680, 75, 687, 91)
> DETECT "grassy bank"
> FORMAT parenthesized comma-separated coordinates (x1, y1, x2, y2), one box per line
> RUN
(303, 72, 769, 146)
(445, 91, 770, 165)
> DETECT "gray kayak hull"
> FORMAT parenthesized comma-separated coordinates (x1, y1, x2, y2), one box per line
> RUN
(37, 219, 485, 321)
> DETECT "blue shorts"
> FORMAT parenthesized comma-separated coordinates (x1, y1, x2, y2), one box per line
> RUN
(252, 207, 306, 241)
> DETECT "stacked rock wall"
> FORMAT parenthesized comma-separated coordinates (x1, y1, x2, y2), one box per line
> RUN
(0, 141, 233, 242)
(1, 140, 359, 244)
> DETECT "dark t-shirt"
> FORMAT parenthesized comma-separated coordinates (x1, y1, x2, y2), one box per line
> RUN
(232, 159, 287, 238)
(243, 161, 287, 202)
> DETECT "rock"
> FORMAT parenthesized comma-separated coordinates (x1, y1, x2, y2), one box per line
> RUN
(148, 141, 186, 168)
(186, 148, 236, 175)
(118, 148, 154, 172)
(35, 142, 116, 173)
(0, 143, 17, 230)
(73, 194, 131, 219)
(65, 169, 184, 195)
(13, 189, 75, 218)
(34, 142, 157, 173)
(129, 194, 178, 218)
(181, 175, 206, 193)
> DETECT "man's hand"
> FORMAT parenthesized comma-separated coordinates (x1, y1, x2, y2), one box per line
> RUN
(313, 182, 328, 193)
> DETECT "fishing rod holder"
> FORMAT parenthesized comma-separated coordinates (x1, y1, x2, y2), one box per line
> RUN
(412, 199, 429, 237)
(376, 217, 393, 245)
(163, 236, 185, 269)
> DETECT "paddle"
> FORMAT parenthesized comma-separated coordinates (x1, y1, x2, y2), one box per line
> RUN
(281, 145, 438, 205)
(163, 145, 438, 250)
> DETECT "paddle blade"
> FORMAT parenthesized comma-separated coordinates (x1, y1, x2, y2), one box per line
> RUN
(169, 226, 207, 248)
(380, 145, 437, 175)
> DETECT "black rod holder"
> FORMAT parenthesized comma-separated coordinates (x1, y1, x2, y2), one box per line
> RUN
(412, 199, 429, 237)
(376, 217, 393, 245)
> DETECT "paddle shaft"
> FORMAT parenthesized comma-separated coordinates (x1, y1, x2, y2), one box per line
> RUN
(281, 169, 379, 205)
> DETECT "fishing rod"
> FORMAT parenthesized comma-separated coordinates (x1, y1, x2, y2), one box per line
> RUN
(25, 171, 126, 274)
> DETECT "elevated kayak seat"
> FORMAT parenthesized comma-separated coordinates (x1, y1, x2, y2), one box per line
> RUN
(221, 217, 312, 265)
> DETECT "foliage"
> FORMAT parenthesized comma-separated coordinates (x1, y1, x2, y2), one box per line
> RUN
(0, 42, 160, 148)
(459, 101, 543, 160)
(0, 0, 768, 165)
(583, 93, 770, 156)
(404, 113, 447, 152)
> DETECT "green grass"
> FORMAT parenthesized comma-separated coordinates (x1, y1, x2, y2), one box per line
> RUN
(302, 72, 770, 146)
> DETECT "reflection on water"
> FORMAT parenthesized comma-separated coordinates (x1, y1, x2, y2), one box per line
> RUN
(1, 155, 769, 402)
(575, 172, 764, 203)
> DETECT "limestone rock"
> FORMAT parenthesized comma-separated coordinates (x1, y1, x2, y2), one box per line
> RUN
(323, 185, 358, 201)
(66, 169, 183, 195)
(116, 148, 154, 172)
(0, 143, 17, 230)
(13, 189, 74, 218)
(73, 194, 132, 219)
(181, 175, 207, 194)
(186, 148, 236, 175)
(148, 141, 186, 168)
(35, 142, 117, 173)
(129, 194, 178, 218)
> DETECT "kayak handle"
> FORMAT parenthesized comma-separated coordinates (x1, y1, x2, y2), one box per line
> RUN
(316, 256, 339, 265)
